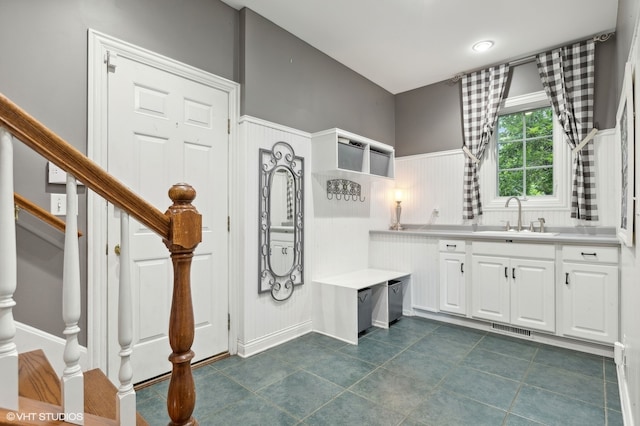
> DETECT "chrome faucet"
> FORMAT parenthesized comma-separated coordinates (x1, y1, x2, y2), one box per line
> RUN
(529, 217, 546, 233)
(505, 196, 522, 231)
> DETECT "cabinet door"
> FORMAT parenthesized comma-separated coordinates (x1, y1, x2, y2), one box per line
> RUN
(283, 241, 295, 273)
(562, 262, 619, 344)
(471, 255, 510, 323)
(269, 241, 287, 276)
(510, 259, 555, 332)
(439, 252, 466, 315)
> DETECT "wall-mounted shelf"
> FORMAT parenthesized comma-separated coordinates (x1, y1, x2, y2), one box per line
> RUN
(311, 128, 395, 179)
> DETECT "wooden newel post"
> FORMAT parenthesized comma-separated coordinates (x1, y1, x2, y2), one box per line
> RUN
(164, 183, 202, 426)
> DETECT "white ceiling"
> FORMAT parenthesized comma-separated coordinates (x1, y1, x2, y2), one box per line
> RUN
(221, 0, 619, 94)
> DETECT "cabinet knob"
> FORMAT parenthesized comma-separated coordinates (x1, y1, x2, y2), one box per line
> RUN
(114, 244, 121, 256)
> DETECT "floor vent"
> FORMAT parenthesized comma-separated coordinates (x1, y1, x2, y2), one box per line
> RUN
(492, 323, 531, 337)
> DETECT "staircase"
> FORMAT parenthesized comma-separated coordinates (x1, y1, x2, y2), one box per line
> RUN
(0, 93, 202, 425)
(0, 350, 147, 425)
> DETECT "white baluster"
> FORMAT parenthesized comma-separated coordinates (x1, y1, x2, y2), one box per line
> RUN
(62, 175, 84, 424)
(116, 212, 136, 425)
(0, 127, 18, 411)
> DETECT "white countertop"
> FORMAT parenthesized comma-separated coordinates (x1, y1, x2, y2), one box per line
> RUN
(313, 268, 410, 290)
(371, 227, 620, 245)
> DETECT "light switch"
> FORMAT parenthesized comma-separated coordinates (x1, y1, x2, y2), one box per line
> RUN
(50, 194, 67, 216)
(48, 161, 67, 184)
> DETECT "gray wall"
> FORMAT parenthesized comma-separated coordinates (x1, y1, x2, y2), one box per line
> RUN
(395, 39, 617, 157)
(0, 0, 238, 344)
(240, 8, 396, 146)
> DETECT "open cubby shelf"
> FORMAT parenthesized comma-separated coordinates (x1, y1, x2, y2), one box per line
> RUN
(311, 128, 395, 179)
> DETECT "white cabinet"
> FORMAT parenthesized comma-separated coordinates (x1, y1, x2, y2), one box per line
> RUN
(510, 258, 555, 332)
(471, 242, 555, 333)
(561, 246, 619, 344)
(311, 128, 395, 178)
(270, 230, 294, 276)
(439, 240, 467, 315)
(471, 255, 510, 323)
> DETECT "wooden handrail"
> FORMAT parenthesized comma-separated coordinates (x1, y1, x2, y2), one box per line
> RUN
(14, 192, 83, 237)
(0, 93, 170, 239)
(1, 94, 200, 425)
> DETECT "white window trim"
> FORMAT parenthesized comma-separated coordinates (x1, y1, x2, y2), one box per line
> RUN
(481, 91, 571, 211)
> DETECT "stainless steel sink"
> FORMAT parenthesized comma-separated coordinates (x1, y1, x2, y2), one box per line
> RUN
(473, 230, 559, 238)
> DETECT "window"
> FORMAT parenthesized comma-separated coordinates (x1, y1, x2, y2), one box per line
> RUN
(497, 107, 554, 197)
(480, 91, 570, 211)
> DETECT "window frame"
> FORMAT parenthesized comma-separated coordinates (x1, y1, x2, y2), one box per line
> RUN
(481, 91, 570, 211)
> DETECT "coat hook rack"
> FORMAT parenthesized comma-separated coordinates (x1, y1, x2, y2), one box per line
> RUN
(326, 179, 365, 202)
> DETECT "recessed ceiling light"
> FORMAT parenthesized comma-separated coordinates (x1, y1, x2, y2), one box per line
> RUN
(472, 40, 494, 53)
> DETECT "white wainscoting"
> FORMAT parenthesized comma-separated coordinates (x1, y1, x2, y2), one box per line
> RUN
(234, 117, 313, 357)
(388, 149, 465, 226)
(385, 130, 616, 228)
(312, 172, 375, 279)
(369, 232, 439, 313)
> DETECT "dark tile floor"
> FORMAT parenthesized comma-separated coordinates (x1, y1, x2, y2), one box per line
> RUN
(137, 317, 622, 425)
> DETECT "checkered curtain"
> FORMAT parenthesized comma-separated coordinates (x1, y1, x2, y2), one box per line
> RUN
(462, 64, 510, 220)
(286, 173, 294, 220)
(537, 40, 598, 220)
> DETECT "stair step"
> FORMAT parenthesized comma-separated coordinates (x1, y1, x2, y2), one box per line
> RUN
(0, 397, 116, 425)
(83, 369, 148, 425)
(15, 350, 148, 425)
(18, 350, 61, 406)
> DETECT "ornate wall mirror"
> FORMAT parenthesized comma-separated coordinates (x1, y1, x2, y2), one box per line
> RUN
(259, 141, 304, 301)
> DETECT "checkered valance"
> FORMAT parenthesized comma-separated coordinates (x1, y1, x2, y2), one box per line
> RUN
(461, 64, 510, 220)
(537, 40, 598, 221)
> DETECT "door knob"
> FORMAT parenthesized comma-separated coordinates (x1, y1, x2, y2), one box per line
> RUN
(114, 244, 121, 256)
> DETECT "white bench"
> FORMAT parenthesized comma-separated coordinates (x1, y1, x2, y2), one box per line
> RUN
(312, 268, 410, 344)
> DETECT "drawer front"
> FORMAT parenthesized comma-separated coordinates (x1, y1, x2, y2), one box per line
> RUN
(439, 239, 466, 253)
(562, 245, 618, 263)
(271, 231, 294, 242)
(472, 241, 554, 259)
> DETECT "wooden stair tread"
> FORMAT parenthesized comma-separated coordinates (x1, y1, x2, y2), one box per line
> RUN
(0, 397, 116, 425)
(17, 350, 148, 425)
(83, 369, 148, 426)
(18, 350, 62, 406)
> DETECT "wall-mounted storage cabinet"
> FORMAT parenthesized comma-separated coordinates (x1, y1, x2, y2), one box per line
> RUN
(312, 128, 395, 179)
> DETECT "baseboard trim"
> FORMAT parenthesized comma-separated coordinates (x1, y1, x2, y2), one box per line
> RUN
(236, 321, 313, 358)
(617, 363, 634, 426)
(15, 321, 88, 376)
(410, 309, 614, 357)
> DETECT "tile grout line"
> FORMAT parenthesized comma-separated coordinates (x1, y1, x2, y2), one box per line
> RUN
(206, 354, 311, 422)
(603, 357, 609, 426)
(401, 330, 504, 423)
(503, 345, 540, 424)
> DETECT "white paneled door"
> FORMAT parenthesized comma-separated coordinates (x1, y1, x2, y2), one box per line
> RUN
(105, 55, 229, 383)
